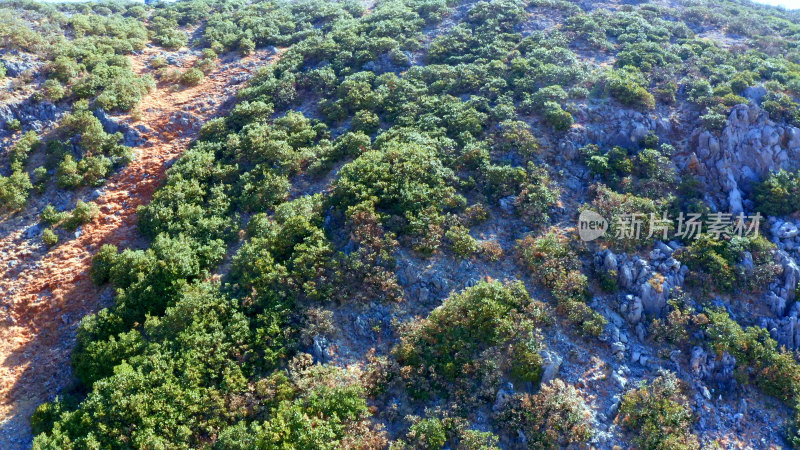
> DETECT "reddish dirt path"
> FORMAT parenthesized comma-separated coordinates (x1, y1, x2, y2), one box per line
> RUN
(0, 46, 283, 448)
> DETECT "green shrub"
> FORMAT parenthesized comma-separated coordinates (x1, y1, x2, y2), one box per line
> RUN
(30, 396, 77, 436)
(618, 371, 700, 450)
(150, 56, 168, 69)
(649, 295, 695, 346)
(63, 201, 99, 231)
(394, 280, 548, 399)
(331, 140, 462, 238)
(232, 210, 333, 302)
(91, 71, 155, 112)
(90, 244, 119, 285)
(9, 130, 40, 171)
(55, 155, 82, 188)
(496, 379, 593, 448)
(589, 184, 669, 250)
(516, 164, 559, 228)
(333, 204, 403, 303)
(517, 229, 580, 291)
(6, 118, 21, 132)
(77, 155, 113, 186)
(180, 68, 204, 86)
(0, 170, 32, 212)
(484, 164, 526, 200)
(675, 235, 775, 294)
(493, 120, 539, 156)
(40, 205, 69, 225)
(542, 101, 573, 131)
(60, 105, 126, 157)
(583, 145, 632, 187)
(755, 169, 800, 216)
(445, 225, 478, 257)
(49, 55, 80, 83)
(32, 166, 48, 193)
(351, 110, 380, 134)
(56, 159, 114, 192)
(605, 68, 656, 109)
(705, 308, 800, 402)
(517, 229, 606, 336)
(528, 85, 568, 111)
(42, 228, 58, 247)
(701, 107, 727, 131)
(406, 417, 447, 449)
(43, 79, 66, 102)
(237, 167, 291, 212)
(239, 37, 255, 56)
(151, 18, 188, 49)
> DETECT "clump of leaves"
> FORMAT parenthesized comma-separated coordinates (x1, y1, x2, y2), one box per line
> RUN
(617, 370, 700, 449)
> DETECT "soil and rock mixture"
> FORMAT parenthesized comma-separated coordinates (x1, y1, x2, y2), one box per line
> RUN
(0, 45, 283, 449)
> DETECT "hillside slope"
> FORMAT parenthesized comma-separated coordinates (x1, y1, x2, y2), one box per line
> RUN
(3, 0, 800, 448)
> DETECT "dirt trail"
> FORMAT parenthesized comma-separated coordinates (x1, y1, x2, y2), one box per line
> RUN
(0, 46, 283, 448)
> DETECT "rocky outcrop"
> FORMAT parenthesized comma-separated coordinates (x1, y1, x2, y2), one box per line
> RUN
(595, 244, 687, 319)
(93, 109, 148, 147)
(759, 250, 800, 349)
(1, 55, 39, 77)
(684, 103, 800, 213)
(756, 219, 800, 349)
(0, 98, 63, 135)
(690, 346, 737, 392)
(556, 106, 675, 161)
(164, 111, 203, 137)
(540, 350, 562, 384)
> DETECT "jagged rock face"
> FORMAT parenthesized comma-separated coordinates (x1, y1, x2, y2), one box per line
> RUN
(690, 346, 737, 392)
(760, 251, 800, 349)
(0, 55, 40, 77)
(687, 104, 800, 214)
(557, 106, 674, 161)
(0, 98, 63, 135)
(757, 222, 800, 350)
(595, 246, 687, 319)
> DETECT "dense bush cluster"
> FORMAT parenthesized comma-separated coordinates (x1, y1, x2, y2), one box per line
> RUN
(704, 309, 800, 404)
(394, 280, 549, 400)
(755, 169, 800, 216)
(676, 234, 778, 294)
(496, 379, 593, 448)
(588, 184, 672, 251)
(703, 309, 800, 445)
(0, 0, 159, 213)
(52, 102, 130, 189)
(618, 370, 700, 449)
(582, 139, 676, 198)
(517, 229, 607, 336)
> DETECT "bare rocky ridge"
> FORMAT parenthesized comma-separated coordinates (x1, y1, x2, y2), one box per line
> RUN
(688, 103, 800, 214)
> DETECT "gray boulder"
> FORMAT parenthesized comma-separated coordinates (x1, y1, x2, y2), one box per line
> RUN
(1, 57, 37, 77)
(540, 350, 562, 384)
(683, 104, 800, 213)
(743, 85, 767, 104)
(638, 279, 667, 316)
(498, 195, 516, 215)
